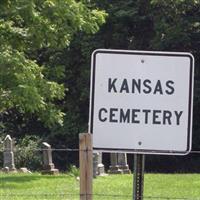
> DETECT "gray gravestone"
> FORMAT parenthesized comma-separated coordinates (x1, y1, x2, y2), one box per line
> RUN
(3, 135, 16, 172)
(93, 152, 105, 177)
(93, 153, 98, 178)
(97, 153, 105, 175)
(108, 153, 130, 174)
(108, 153, 123, 174)
(118, 153, 131, 174)
(42, 142, 59, 175)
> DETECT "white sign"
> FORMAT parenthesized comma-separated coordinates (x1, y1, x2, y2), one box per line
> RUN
(89, 49, 194, 155)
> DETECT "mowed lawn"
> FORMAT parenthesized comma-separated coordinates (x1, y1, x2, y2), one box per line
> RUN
(1, 173, 200, 200)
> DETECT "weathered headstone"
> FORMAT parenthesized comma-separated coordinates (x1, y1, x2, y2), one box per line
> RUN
(3, 135, 16, 172)
(93, 153, 98, 178)
(118, 153, 131, 174)
(108, 153, 123, 174)
(108, 153, 130, 174)
(93, 152, 105, 177)
(42, 142, 59, 175)
(97, 153, 105, 175)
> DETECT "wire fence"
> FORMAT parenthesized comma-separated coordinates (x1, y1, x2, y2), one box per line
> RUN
(1, 147, 200, 153)
(1, 148, 200, 199)
(1, 193, 200, 200)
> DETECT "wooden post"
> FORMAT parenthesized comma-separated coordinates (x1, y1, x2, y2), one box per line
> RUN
(79, 133, 93, 200)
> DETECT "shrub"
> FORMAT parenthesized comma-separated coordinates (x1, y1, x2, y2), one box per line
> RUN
(68, 165, 80, 178)
(15, 135, 42, 171)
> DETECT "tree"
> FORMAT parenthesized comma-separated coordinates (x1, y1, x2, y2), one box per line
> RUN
(63, 0, 200, 138)
(149, 0, 200, 151)
(0, 0, 106, 127)
(58, 0, 200, 171)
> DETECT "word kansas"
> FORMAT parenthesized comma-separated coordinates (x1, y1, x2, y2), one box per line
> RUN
(108, 78, 174, 94)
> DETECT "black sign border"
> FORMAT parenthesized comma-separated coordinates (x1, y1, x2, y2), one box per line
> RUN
(89, 49, 194, 155)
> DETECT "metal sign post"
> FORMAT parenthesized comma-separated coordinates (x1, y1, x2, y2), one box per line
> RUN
(133, 154, 145, 200)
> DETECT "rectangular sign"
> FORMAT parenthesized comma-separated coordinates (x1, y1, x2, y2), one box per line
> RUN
(89, 49, 194, 155)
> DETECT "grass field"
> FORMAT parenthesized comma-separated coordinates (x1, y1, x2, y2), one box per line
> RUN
(1, 173, 200, 200)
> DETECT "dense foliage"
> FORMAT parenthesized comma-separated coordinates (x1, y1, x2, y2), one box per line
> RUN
(63, 0, 200, 143)
(60, 0, 200, 171)
(1, 0, 200, 171)
(0, 0, 106, 128)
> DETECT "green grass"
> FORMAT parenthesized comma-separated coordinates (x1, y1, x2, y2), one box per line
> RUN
(1, 173, 200, 200)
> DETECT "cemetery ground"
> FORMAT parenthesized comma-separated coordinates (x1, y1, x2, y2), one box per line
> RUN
(1, 173, 200, 200)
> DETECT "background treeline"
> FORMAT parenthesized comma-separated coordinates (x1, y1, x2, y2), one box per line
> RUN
(1, 0, 200, 172)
